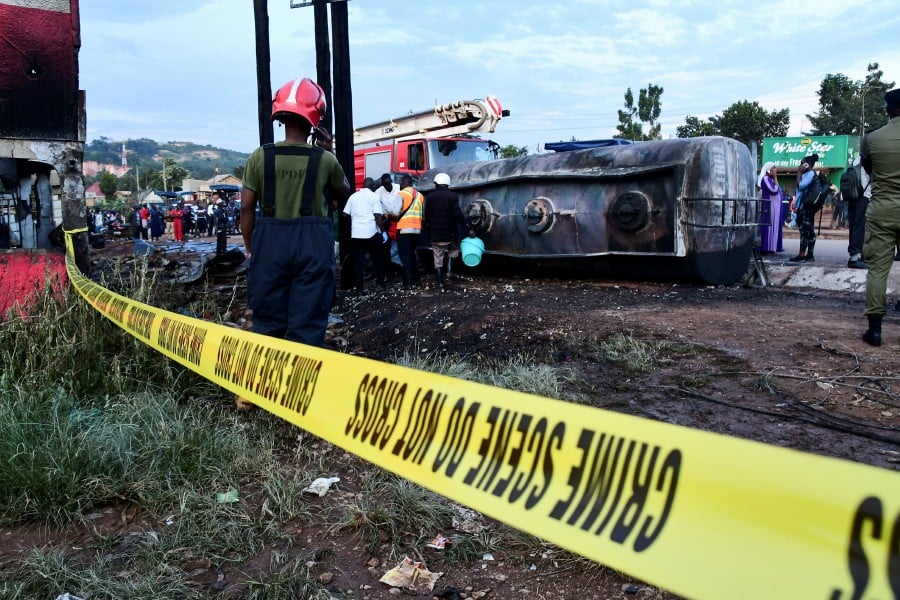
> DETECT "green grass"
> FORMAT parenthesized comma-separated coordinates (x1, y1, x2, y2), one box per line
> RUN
(0, 381, 268, 525)
(0, 268, 337, 598)
(396, 349, 575, 400)
(0, 269, 600, 598)
(336, 469, 455, 556)
(1, 546, 199, 600)
(597, 332, 663, 373)
(244, 556, 332, 600)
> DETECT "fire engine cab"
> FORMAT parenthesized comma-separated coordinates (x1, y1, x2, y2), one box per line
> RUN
(353, 96, 508, 190)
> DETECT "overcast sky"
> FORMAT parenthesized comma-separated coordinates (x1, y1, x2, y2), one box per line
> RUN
(79, 0, 899, 155)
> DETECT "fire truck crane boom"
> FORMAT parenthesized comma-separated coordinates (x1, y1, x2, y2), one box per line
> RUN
(354, 98, 505, 146)
(351, 95, 507, 189)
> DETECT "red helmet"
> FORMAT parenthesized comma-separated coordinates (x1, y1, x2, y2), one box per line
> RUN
(271, 77, 326, 127)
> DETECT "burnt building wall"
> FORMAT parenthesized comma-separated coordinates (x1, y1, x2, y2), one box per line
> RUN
(0, 0, 81, 141)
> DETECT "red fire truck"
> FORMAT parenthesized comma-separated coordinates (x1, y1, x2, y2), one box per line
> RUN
(352, 96, 508, 190)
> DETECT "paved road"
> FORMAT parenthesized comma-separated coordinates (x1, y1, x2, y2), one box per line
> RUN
(777, 237, 850, 269)
(764, 237, 900, 294)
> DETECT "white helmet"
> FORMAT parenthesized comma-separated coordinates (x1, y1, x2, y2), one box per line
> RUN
(434, 172, 451, 186)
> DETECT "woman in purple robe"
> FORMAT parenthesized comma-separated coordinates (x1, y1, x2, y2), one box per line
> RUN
(757, 162, 783, 253)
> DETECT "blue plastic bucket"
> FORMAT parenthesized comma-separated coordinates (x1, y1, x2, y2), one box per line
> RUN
(460, 236, 484, 267)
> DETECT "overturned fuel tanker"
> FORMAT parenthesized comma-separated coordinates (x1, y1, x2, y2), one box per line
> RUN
(416, 136, 759, 285)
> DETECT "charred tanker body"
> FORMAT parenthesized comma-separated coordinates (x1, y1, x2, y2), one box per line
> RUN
(417, 136, 758, 285)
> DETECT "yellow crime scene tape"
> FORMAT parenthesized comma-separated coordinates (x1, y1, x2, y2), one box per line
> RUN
(64, 231, 899, 599)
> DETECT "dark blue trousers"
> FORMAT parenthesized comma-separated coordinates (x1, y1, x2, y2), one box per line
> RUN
(398, 233, 419, 286)
(247, 217, 335, 346)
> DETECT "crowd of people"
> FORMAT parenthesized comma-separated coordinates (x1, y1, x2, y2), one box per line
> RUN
(756, 88, 900, 346)
(167, 196, 240, 243)
(88, 195, 241, 245)
(93, 78, 900, 359)
(342, 171, 468, 293)
(758, 149, 875, 267)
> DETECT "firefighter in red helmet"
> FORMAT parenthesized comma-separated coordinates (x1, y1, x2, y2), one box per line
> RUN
(240, 77, 352, 347)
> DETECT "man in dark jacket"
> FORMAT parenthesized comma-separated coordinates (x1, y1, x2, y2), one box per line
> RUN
(423, 172, 466, 289)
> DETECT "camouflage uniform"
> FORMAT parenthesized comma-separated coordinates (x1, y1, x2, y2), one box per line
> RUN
(797, 208, 817, 255)
(792, 165, 818, 260)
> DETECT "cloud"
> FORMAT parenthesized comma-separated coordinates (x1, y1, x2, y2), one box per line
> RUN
(77, 0, 898, 154)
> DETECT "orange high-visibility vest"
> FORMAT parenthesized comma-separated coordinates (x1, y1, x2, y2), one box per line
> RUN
(397, 186, 424, 231)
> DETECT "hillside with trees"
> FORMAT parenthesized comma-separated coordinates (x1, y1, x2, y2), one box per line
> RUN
(85, 137, 249, 191)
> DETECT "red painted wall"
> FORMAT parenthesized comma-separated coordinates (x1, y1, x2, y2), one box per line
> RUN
(0, 0, 81, 140)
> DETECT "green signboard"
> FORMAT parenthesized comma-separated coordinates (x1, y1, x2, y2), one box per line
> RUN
(761, 135, 858, 170)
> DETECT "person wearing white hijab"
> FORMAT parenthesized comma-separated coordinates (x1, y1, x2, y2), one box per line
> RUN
(757, 161, 775, 188)
(757, 162, 783, 253)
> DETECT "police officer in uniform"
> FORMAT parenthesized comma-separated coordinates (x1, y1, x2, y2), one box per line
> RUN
(860, 88, 900, 346)
(240, 77, 351, 346)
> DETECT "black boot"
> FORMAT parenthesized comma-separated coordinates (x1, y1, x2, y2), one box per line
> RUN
(446, 256, 454, 280)
(804, 244, 815, 262)
(863, 314, 882, 347)
(435, 268, 445, 289)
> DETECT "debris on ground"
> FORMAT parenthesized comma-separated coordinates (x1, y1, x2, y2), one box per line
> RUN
(451, 504, 485, 534)
(425, 533, 449, 550)
(302, 476, 340, 497)
(378, 556, 443, 594)
(214, 489, 239, 504)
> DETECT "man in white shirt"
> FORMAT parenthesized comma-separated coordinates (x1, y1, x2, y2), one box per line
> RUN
(375, 172, 401, 217)
(343, 177, 386, 291)
(375, 173, 402, 279)
(207, 198, 217, 237)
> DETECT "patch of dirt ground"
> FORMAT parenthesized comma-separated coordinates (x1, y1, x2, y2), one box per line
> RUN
(286, 267, 898, 599)
(333, 271, 899, 471)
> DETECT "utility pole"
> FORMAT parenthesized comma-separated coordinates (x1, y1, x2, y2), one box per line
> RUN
(330, 1, 354, 289)
(314, 0, 332, 132)
(331, 0, 353, 185)
(253, 0, 274, 146)
(859, 82, 867, 140)
(293, 0, 354, 288)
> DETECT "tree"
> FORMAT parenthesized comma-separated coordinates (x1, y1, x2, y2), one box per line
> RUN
(807, 63, 894, 136)
(806, 73, 857, 135)
(676, 115, 717, 138)
(859, 63, 893, 133)
(614, 84, 663, 141)
(637, 84, 664, 140)
(614, 88, 643, 141)
(675, 101, 788, 161)
(232, 165, 245, 179)
(97, 170, 117, 202)
(117, 172, 137, 193)
(499, 145, 528, 158)
(160, 158, 190, 191)
(85, 137, 120, 164)
(710, 100, 789, 149)
(142, 166, 163, 191)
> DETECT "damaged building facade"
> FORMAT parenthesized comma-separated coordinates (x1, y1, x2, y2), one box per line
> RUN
(0, 0, 88, 271)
